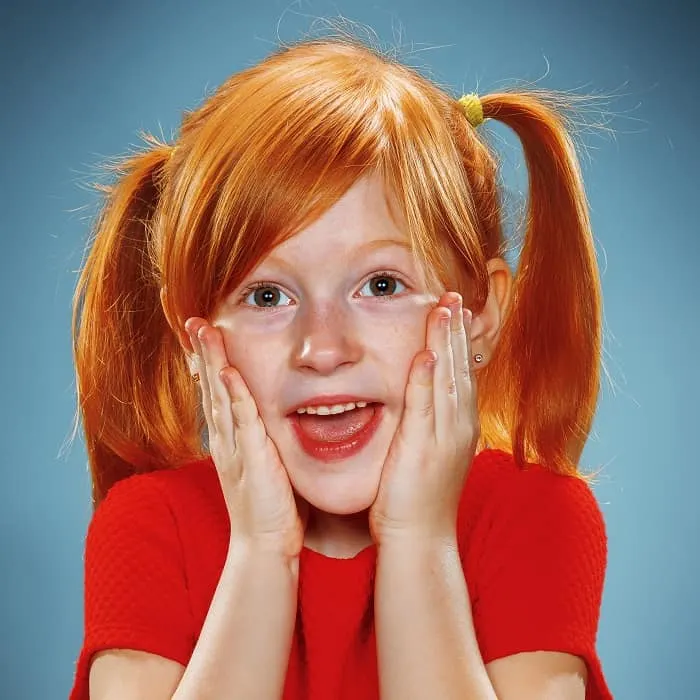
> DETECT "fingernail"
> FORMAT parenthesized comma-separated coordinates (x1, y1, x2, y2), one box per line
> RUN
(441, 309, 451, 327)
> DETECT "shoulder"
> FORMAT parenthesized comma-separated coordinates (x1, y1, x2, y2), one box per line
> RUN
(460, 448, 606, 540)
(87, 457, 223, 561)
(458, 449, 608, 601)
(94, 457, 220, 524)
(82, 457, 222, 634)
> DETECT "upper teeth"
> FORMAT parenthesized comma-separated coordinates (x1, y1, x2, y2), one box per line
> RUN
(297, 401, 369, 415)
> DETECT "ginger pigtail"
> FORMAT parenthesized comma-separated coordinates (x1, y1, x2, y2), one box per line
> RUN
(72, 136, 203, 506)
(476, 92, 603, 475)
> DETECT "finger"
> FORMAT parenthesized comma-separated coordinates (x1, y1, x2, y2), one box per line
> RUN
(430, 304, 458, 437)
(463, 307, 477, 386)
(397, 349, 437, 444)
(219, 368, 273, 472)
(185, 317, 216, 440)
(219, 366, 263, 432)
(448, 295, 473, 409)
(197, 323, 236, 452)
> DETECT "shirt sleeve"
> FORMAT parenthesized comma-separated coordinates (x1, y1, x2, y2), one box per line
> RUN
(69, 474, 195, 700)
(470, 467, 610, 695)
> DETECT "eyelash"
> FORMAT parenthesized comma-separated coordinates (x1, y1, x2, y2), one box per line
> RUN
(238, 271, 410, 311)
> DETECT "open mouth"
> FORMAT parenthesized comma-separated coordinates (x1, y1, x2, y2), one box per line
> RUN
(293, 402, 381, 442)
(288, 402, 384, 461)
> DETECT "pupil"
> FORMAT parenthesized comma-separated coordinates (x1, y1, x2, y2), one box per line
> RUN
(253, 276, 396, 306)
(254, 287, 279, 307)
(371, 276, 396, 296)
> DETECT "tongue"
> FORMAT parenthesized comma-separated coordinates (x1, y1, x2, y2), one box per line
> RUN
(297, 405, 376, 443)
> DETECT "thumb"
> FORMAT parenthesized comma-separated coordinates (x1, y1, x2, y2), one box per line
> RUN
(294, 491, 310, 531)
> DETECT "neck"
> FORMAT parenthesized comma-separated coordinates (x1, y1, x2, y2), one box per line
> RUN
(303, 507, 373, 558)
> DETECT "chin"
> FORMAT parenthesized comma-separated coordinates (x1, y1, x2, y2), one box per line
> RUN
(289, 464, 382, 515)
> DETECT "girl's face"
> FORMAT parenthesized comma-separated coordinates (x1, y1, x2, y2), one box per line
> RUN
(211, 173, 442, 515)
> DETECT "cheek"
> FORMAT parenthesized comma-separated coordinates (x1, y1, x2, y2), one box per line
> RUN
(361, 303, 429, 349)
(219, 331, 280, 409)
(357, 308, 428, 384)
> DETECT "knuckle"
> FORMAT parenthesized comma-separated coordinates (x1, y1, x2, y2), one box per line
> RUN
(211, 404, 221, 424)
(229, 394, 245, 413)
(228, 394, 246, 416)
(418, 402, 435, 419)
(210, 403, 225, 424)
(233, 403, 254, 428)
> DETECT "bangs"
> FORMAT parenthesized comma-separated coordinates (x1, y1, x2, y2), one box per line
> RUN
(161, 39, 487, 317)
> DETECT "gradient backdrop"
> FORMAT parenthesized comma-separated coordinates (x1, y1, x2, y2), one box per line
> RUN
(1, 0, 697, 697)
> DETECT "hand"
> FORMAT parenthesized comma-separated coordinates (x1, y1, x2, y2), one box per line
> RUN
(186, 318, 306, 560)
(369, 292, 480, 545)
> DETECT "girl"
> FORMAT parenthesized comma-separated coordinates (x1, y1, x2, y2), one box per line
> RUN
(69, 36, 613, 699)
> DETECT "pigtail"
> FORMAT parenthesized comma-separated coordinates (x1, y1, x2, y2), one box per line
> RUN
(72, 136, 203, 506)
(476, 93, 602, 475)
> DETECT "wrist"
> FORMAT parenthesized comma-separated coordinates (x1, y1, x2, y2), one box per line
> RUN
(227, 535, 301, 577)
(375, 526, 459, 551)
(377, 532, 460, 561)
(376, 536, 464, 592)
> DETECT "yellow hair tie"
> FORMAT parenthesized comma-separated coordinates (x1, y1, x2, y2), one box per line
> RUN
(458, 93, 484, 127)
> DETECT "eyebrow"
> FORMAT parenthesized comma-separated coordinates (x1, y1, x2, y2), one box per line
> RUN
(265, 238, 412, 272)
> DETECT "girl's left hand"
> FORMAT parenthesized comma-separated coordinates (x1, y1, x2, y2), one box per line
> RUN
(369, 292, 480, 545)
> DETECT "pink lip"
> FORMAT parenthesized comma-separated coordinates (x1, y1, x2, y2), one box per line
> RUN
(289, 404, 384, 462)
(287, 394, 381, 415)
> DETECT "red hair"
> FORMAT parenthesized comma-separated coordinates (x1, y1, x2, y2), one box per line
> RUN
(72, 37, 602, 505)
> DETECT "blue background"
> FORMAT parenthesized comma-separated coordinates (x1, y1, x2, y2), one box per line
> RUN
(1, 0, 697, 697)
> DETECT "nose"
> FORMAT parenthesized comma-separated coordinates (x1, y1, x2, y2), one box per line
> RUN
(292, 301, 363, 375)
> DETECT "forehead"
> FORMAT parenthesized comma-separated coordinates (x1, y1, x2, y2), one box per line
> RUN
(263, 173, 411, 268)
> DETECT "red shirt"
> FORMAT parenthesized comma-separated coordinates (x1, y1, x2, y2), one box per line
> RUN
(69, 448, 613, 699)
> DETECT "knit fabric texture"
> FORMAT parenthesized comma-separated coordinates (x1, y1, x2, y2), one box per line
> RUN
(69, 448, 613, 699)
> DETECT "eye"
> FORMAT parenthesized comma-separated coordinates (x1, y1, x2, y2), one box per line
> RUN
(241, 283, 293, 309)
(239, 271, 409, 310)
(358, 272, 408, 299)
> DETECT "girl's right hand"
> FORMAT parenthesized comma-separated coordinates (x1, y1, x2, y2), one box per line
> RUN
(185, 317, 306, 561)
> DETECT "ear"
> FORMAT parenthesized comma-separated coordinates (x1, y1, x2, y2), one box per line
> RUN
(469, 257, 512, 366)
(160, 287, 197, 374)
